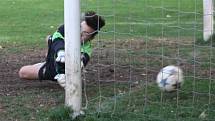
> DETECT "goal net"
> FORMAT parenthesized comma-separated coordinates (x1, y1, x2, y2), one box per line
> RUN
(80, 0, 215, 120)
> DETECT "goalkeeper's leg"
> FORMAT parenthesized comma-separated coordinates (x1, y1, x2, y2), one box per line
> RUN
(19, 62, 45, 80)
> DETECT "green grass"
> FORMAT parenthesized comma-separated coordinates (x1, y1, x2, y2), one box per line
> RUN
(0, 0, 215, 121)
(0, 0, 64, 53)
(82, 0, 203, 39)
(46, 78, 215, 121)
(0, 88, 64, 120)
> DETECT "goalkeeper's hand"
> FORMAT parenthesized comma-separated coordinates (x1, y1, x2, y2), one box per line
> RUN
(54, 74, 65, 88)
(54, 63, 83, 88)
(55, 50, 65, 63)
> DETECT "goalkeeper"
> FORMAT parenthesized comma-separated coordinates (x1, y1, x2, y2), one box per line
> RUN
(19, 11, 105, 87)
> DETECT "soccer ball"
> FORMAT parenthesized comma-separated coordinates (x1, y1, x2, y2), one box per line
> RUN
(156, 65, 184, 92)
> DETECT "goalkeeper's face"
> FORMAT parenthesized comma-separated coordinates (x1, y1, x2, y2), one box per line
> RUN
(80, 21, 95, 43)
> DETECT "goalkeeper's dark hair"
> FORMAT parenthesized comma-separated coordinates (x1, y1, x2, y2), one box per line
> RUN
(84, 11, 105, 37)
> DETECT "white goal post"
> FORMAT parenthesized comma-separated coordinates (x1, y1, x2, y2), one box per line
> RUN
(64, 0, 82, 118)
(203, 0, 214, 41)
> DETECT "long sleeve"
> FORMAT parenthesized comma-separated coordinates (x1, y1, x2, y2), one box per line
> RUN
(51, 25, 65, 74)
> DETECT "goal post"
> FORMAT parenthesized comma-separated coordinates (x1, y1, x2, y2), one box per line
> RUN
(203, 0, 214, 41)
(64, 0, 82, 118)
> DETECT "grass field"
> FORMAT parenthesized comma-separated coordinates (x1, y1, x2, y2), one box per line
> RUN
(0, 0, 215, 121)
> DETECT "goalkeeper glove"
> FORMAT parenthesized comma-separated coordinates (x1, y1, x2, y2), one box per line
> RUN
(55, 50, 65, 63)
(54, 74, 65, 88)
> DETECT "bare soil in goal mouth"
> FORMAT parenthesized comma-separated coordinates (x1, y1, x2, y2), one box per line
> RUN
(0, 49, 58, 96)
(1, 38, 214, 97)
(0, 47, 148, 95)
(0, 37, 212, 96)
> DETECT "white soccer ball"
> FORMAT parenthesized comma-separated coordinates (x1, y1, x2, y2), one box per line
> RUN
(156, 65, 184, 92)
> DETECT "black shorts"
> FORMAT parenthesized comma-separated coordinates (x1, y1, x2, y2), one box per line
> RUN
(38, 35, 58, 81)
(38, 62, 57, 81)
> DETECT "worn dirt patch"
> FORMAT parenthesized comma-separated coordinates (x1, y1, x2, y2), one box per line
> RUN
(0, 39, 155, 96)
(1, 38, 214, 97)
(0, 49, 60, 96)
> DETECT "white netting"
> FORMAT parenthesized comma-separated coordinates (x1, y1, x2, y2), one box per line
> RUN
(81, 0, 215, 120)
